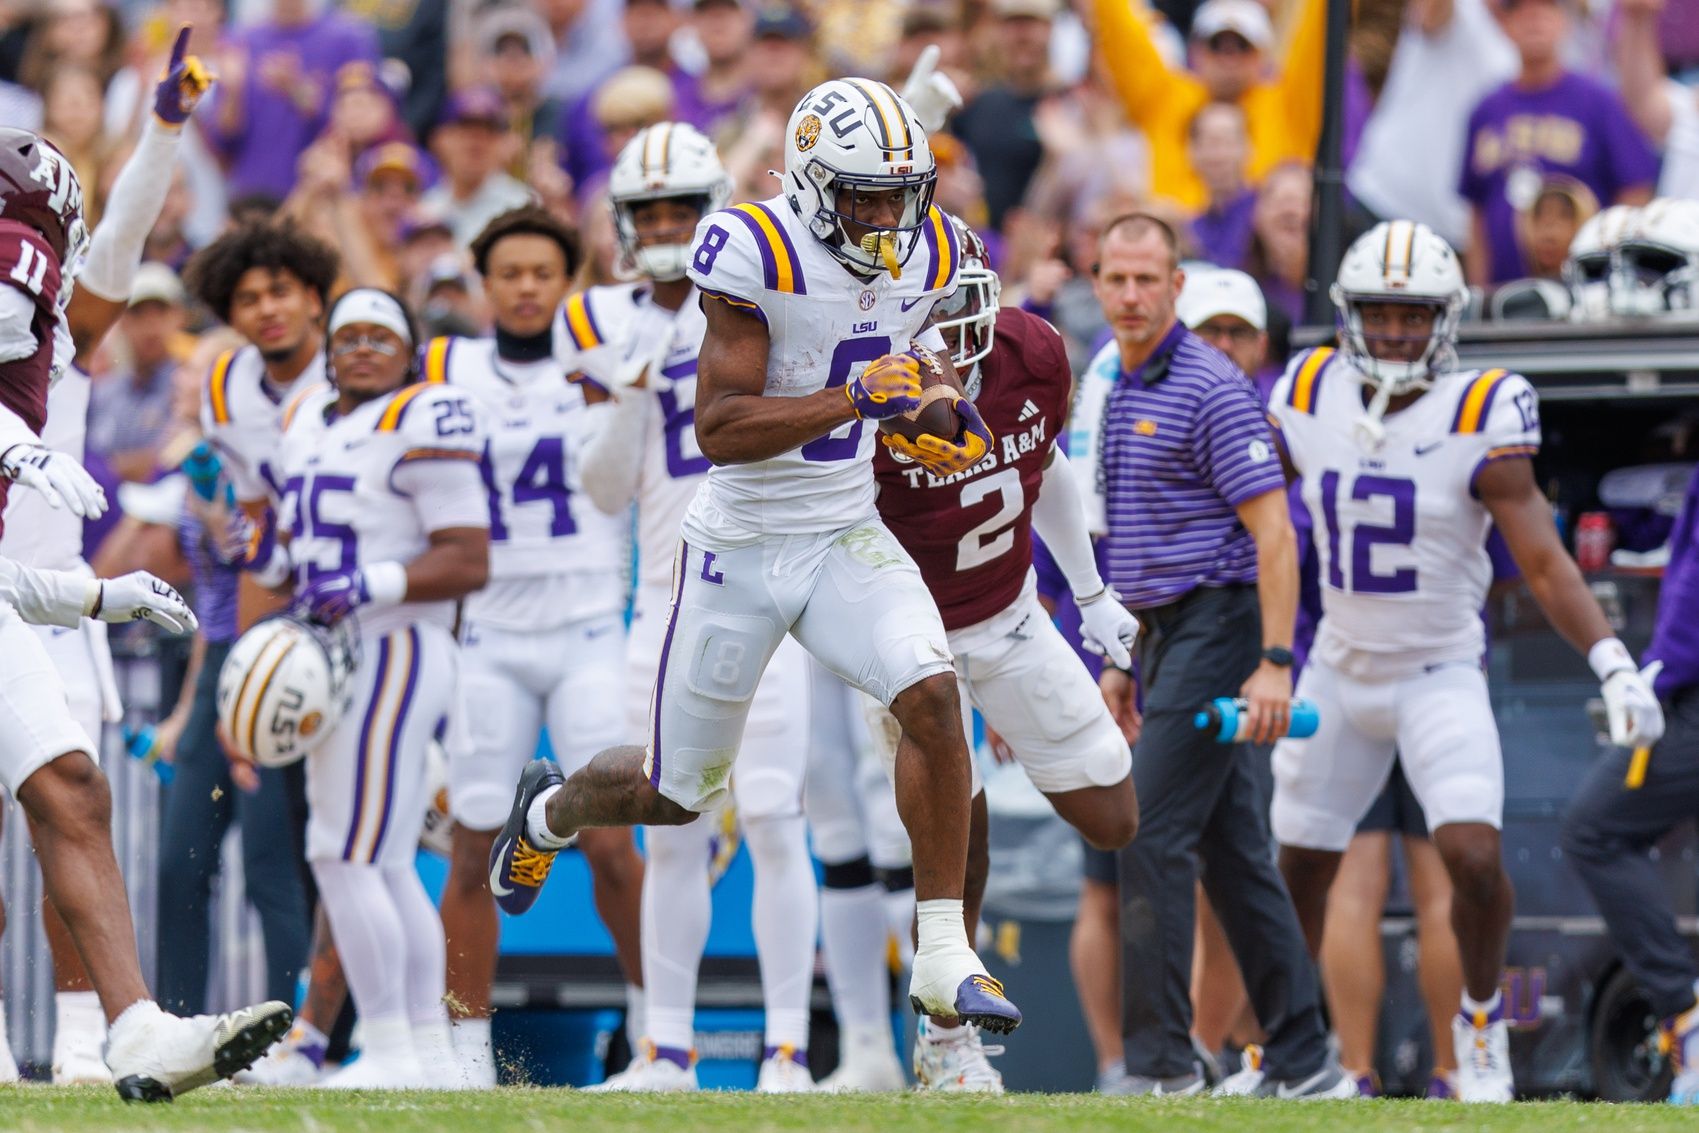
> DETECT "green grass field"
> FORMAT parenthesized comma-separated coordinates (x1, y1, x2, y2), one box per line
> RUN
(2, 1090, 1695, 1133)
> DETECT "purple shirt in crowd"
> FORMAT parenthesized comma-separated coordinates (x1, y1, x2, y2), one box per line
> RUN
(1647, 464, 1699, 700)
(178, 502, 240, 646)
(1190, 189, 1256, 270)
(1098, 320, 1287, 609)
(210, 13, 380, 201)
(1459, 71, 1659, 284)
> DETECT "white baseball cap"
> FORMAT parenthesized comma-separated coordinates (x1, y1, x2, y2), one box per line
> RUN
(1190, 0, 1275, 51)
(1178, 268, 1268, 331)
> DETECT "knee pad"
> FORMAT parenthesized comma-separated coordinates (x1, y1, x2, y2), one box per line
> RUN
(822, 856, 875, 890)
(874, 864, 914, 893)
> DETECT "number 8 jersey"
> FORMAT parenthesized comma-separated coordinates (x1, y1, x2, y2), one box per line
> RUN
(681, 195, 960, 542)
(422, 335, 627, 629)
(1270, 347, 1542, 678)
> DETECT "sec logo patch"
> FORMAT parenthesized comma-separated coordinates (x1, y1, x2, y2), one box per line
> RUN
(795, 114, 822, 152)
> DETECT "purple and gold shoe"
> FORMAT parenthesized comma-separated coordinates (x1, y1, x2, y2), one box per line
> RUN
(488, 759, 568, 915)
(908, 946, 1023, 1035)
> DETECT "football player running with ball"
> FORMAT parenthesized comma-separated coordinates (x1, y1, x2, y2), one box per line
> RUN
(424, 206, 642, 1086)
(490, 78, 1021, 1035)
(868, 218, 1140, 1091)
(570, 122, 820, 1093)
(273, 288, 491, 1088)
(0, 126, 291, 1102)
(1268, 221, 1664, 1102)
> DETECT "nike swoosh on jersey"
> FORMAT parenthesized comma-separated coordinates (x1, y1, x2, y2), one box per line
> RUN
(1415, 442, 1443, 455)
(900, 296, 928, 311)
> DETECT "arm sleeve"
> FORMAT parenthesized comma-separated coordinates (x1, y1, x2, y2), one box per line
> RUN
(577, 393, 651, 515)
(1030, 447, 1108, 598)
(1090, 0, 1182, 132)
(0, 287, 38, 364)
(392, 456, 490, 533)
(77, 118, 182, 303)
(1195, 379, 1287, 506)
(0, 556, 92, 627)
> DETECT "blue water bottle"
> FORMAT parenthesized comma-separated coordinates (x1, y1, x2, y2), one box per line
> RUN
(1194, 697, 1320, 743)
(121, 724, 175, 785)
(181, 440, 233, 506)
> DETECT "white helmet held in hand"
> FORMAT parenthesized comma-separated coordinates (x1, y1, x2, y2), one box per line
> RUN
(1608, 197, 1699, 318)
(932, 215, 999, 394)
(783, 77, 937, 277)
(1563, 204, 1639, 322)
(608, 122, 733, 282)
(1330, 219, 1466, 397)
(217, 616, 358, 768)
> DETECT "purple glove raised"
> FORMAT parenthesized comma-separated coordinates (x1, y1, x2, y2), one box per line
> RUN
(153, 25, 214, 127)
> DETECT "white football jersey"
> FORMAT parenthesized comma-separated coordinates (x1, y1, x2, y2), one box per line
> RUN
(201, 344, 328, 506)
(0, 361, 88, 571)
(1270, 347, 1541, 677)
(278, 380, 488, 638)
(573, 283, 710, 593)
(422, 333, 627, 628)
(680, 196, 960, 542)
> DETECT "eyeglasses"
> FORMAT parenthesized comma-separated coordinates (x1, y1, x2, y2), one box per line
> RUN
(1195, 322, 1261, 343)
(330, 334, 402, 358)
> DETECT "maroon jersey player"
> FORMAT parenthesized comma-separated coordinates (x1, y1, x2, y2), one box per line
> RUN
(866, 219, 1140, 1063)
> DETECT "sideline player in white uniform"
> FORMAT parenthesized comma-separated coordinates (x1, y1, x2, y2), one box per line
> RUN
(1268, 220, 1665, 1103)
(272, 288, 490, 1088)
(0, 125, 292, 1102)
(569, 123, 818, 1093)
(426, 206, 641, 1086)
(491, 77, 1021, 1034)
(187, 219, 337, 625)
(0, 30, 207, 1083)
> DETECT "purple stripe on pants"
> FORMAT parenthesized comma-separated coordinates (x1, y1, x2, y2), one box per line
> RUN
(367, 625, 422, 862)
(342, 633, 393, 861)
(650, 540, 690, 789)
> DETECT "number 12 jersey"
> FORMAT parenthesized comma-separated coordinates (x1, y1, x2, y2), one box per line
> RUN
(1270, 347, 1541, 678)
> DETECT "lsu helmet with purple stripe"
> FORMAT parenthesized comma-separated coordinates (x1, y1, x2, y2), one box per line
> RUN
(1330, 219, 1465, 397)
(1563, 204, 1640, 323)
(217, 615, 358, 768)
(609, 122, 732, 282)
(783, 77, 937, 277)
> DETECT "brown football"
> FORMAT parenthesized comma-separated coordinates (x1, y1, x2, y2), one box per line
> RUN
(877, 371, 961, 444)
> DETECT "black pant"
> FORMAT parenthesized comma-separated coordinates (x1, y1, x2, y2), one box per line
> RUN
(1116, 585, 1329, 1079)
(156, 639, 313, 1015)
(1562, 686, 1699, 1019)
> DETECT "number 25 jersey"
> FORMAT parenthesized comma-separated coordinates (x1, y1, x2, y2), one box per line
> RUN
(1270, 347, 1541, 677)
(681, 196, 960, 542)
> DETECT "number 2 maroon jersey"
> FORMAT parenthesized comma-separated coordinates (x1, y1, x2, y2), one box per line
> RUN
(872, 306, 1073, 632)
(0, 218, 64, 535)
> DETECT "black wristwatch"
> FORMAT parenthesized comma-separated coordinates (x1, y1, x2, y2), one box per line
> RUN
(1261, 645, 1295, 668)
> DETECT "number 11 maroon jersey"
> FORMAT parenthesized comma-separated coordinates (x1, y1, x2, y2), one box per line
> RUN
(872, 307, 1073, 632)
(0, 219, 64, 535)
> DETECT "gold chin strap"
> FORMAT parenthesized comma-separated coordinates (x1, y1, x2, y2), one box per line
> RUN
(861, 232, 902, 279)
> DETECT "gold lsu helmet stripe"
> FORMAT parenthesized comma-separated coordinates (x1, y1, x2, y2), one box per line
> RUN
(642, 122, 673, 178)
(844, 78, 913, 160)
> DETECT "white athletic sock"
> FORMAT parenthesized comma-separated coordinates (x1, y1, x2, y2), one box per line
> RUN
(819, 882, 890, 1031)
(745, 814, 816, 1051)
(312, 859, 410, 1031)
(526, 786, 570, 849)
(641, 821, 712, 1053)
(55, 990, 104, 1039)
(625, 983, 646, 1052)
(451, 1017, 495, 1087)
(383, 865, 449, 1029)
(916, 899, 966, 953)
(881, 887, 915, 968)
(1461, 989, 1503, 1018)
(921, 1017, 966, 1043)
(357, 1016, 419, 1067)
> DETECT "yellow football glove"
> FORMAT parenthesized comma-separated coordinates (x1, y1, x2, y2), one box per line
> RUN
(881, 396, 994, 476)
(846, 352, 924, 420)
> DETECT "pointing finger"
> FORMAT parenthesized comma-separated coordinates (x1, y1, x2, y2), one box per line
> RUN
(169, 24, 191, 71)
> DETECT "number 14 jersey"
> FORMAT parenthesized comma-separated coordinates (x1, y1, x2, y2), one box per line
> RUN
(1270, 347, 1541, 678)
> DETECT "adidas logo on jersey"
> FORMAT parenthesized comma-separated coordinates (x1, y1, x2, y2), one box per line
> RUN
(1018, 399, 1040, 422)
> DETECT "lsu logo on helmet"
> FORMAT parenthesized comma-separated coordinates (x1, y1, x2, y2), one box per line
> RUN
(217, 616, 358, 768)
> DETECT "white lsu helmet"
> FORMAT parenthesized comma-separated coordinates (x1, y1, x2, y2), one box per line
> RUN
(608, 122, 732, 282)
(1563, 204, 1640, 322)
(932, 215, 999, 394)
(1330, 219, 1466, 397)
(1607, 197, 1699, 319)
(783, 77, 937, 277)
(216, 616, 358, 768)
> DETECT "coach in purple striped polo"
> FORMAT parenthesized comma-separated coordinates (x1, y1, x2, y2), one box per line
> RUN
(1090, 214, 1351, 1099)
